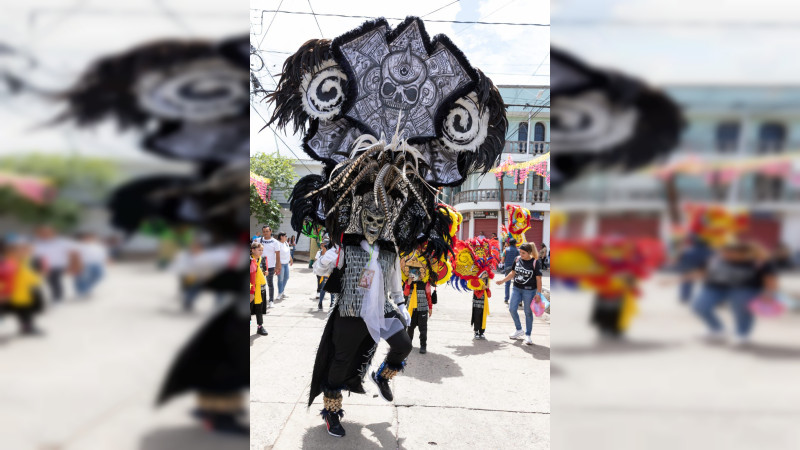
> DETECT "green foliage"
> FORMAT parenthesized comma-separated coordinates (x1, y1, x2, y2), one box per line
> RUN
(249, 153, 297, 230)
(0, 153, 118, 230)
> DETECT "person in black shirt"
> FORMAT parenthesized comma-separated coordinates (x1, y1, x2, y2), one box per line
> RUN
(692, 241, 778, 345)
(496, 243, 542, 345)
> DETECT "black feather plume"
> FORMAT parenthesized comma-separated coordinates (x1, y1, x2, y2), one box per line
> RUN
(264, 39, 334, 135)
(52, 40, 216, 129)
(288, 174, 326, 235)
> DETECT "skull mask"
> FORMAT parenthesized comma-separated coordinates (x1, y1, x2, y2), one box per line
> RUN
(379, 46, 427, 111)
(361, 201, 386, 245)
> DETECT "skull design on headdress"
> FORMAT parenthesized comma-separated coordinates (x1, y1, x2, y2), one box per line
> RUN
(360, 193, 386, 245)
(380, 46, 427, 111)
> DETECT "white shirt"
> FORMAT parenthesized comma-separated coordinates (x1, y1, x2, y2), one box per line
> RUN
(75, 241, 107, 266)
(33, 237, 76, 269)
(278, 242, 291, 264)
(257, 237, 280, 268)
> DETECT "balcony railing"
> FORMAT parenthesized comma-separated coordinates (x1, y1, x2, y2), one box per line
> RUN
(453, 189, 550, 205)
(503, 140, 549, 155)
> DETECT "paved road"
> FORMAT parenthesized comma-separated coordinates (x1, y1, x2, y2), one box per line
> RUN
(250, 266, 550, 450)
(552, 273, 800, 450)
(0, 263, 248, 450)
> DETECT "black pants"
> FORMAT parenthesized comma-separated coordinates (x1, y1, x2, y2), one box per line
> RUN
(327, 310, 411, 388)
(407, 310, 428, 347)
(47, 268, 64, 302)
(472, 306, 485, 334)
(591, 296, 622, 336)
(253, 302, 264, 326)
(265, 267, 275, 302)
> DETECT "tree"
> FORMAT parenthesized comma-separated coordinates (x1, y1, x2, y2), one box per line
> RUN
(0, 153, 117, 230)
(249, 153, 297, 231)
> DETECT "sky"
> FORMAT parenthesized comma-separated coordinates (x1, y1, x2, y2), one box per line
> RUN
(552, 0, 800, 86)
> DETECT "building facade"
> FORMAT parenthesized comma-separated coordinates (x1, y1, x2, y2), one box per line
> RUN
(441, 85, 551, 246)
(558, 85, 800, 252)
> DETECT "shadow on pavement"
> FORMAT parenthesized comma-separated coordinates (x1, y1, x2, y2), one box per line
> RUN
(404, 351, 463, 384)
(139, 426, 247, 450)
(734, 342, 800, 360)
(554, 339, 679, 356)
(512, 341, 550, 360)
(447, 340, 510, 357)
(250, 333, 265, 347)
(301, 421, 400, 449)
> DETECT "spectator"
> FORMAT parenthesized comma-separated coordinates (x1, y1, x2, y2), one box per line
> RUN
(692, 240, 777, 345)
(502, 238, 520, 304)
(276, 232, 293, 300)
(539, 243, 549, 270)
(289, 236, 297, 260)
(491, 233, 498, 240)
(496, 242, 542, 346)
(4, 236, 44, 335)
(478, 231, 486, 239)
(255, 226, 281, 309)
(676, 235, 713, 304)
(312, 242, 338, 311)
(73, 232, 108, 298)
(32, 225, 76, 302)
(250, 242, 268, 336)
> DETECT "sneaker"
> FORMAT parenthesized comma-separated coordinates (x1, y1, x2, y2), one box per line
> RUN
(324, 411, 346, 437)
(473, 332, 480, 340)
(280, 293, 287, 299)
(524, 335, 533, 345)
(509, 329, 524, 340)
(419, 345, 427, 354)
(478, 333, 486, 340)
(371, 370, 394, 402)
(504, 300, 509, 304)
(318, 306, 323, 312)
(257, 327, 268, 336)
(269, 301, 275, 308)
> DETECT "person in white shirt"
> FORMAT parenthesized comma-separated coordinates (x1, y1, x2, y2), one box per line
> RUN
(312, 241, 338, 311)
(32, 226, 77, 302)
(73, 232, 108, 298)
(254, 226, 281, 308)
(275, 232, 293, 300)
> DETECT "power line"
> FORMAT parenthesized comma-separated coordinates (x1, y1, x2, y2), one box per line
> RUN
(257, 0, 284, 51)
(307, 0, 324, 38)
(455, 0, 518, 35)
(250, 102, 313, 172)
(422, 0, 461, 18)
(255, 9, 549, 26)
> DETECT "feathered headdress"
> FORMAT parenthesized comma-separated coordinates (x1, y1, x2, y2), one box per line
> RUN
(449, 237, 500, 295)
(53, 36, 249, 164)
(275, 17, 506, 257)
(502, 204, 531, 244)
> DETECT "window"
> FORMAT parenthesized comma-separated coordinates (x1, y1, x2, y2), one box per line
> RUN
(716, 122, 739, 153)
(758, 122, 786, 153)
(518, 122, 528, 142)
(534, 122, 546, 141)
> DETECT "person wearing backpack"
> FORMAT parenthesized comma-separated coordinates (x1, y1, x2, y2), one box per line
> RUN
(495, 243, 542, 345)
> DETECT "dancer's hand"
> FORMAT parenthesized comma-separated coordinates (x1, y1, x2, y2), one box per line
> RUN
(399, 306, 411, 326)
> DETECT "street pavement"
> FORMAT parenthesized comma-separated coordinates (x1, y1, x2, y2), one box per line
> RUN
(250, 266, 550, 450)
(0, 262, 248, 450)
(552, 272, 800, 450)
